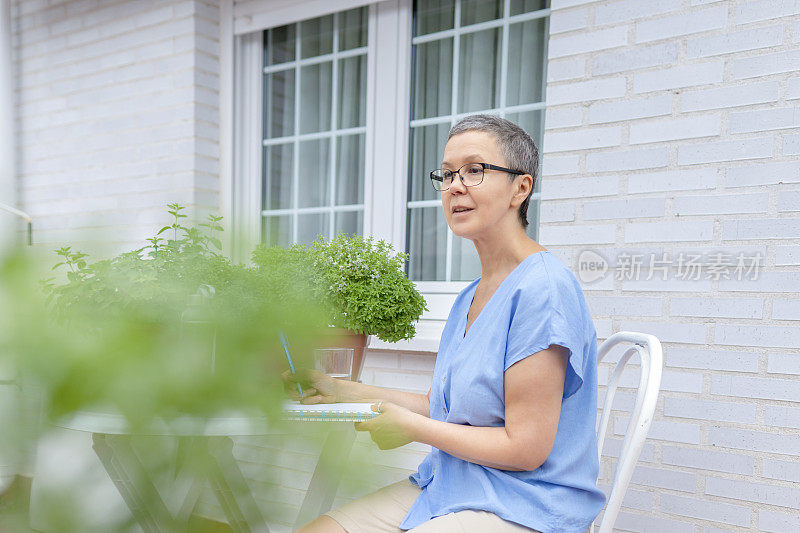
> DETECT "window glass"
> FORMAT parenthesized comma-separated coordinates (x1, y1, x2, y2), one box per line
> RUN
(265, 70, 294, 138)
(297, 212, 330, 245)
(338, 55, 367, 129)
(336, 134, 365, 206)
(335, 210, 364, 237)
(407, 207, 448, 281)
(338, 8, 368, 50)
(299, 63, 332, 134)
(511, 0, 549, 16)
(266, 24, 295, 66)
(263, 144, 293, 210)
(461, 0, 502, 26)
(262, 215, 292, 248)
(507, 18, 547, 106)
(408, 123, 450, 203)
(262, 7, 368, 246)
(406, 0, 549, 281)
(298, 139, 330, 208)
(412, 39, 454, 120)
(413, 0, 455, 36)
(505, 109, 545, 153)
(300, 15, 334, 58)
(457, 28, 502, 113)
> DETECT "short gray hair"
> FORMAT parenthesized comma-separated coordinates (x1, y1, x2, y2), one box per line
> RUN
(448, 114, 539, 228)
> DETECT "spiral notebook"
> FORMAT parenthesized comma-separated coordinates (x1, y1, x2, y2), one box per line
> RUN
(281, 400, 380, 422)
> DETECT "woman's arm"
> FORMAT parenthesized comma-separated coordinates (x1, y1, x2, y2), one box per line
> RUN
(343, 380, 431, 418)
(283, 369, 431, 418)
(410, 344, 568, 471)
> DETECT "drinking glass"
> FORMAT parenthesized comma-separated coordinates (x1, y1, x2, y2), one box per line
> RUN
(313, 348, 354, 379)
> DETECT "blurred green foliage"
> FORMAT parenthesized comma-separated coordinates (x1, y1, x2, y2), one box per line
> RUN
(1, 204, 331, 427)
(0, 205, 423, 530)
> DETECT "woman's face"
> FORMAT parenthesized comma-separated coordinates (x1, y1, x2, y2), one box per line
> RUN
(440, 130, 523, 240)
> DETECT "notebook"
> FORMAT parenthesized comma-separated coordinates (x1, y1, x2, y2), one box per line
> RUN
(282, 400, 380, 422)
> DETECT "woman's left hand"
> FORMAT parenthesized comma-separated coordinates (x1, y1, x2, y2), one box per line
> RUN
(354, 401, 418, 450)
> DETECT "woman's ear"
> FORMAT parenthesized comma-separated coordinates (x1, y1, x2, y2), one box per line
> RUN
(511, 174, 533, 207)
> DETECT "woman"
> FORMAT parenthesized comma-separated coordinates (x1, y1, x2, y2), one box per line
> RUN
(285, 115, 606, 533)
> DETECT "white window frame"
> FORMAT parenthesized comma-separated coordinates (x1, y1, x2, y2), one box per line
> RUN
(261, 18, 369, 245)
(406, 3, 550, 282)
(227, 0, 412, 263)
(222, 0, 550, 351)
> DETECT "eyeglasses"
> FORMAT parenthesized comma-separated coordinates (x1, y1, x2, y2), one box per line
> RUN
(429, 162, 525, 192)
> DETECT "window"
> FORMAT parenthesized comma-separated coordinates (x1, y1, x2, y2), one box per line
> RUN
(261, 7, 369, 246)
(406, 0, 550, 281)
(235, 0, 549, 283)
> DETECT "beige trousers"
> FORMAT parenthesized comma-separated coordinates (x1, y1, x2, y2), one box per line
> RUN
(322, 479, 539, 533)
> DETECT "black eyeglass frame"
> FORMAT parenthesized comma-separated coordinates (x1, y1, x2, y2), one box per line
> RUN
(429, 162, 525, 192)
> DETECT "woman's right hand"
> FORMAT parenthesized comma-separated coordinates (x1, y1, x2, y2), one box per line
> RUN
(282, 368, 343, 404)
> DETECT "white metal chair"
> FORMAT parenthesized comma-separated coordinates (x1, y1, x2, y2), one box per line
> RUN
(590, 331, 663, 533)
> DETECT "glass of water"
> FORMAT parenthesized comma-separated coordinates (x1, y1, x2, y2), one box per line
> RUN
(313, 348, 354, 379)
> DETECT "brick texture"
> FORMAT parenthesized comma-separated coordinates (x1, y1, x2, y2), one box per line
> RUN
(13, 0, 220, 254)
(11, 1, 800, 531)
(540, 0, 800, 530)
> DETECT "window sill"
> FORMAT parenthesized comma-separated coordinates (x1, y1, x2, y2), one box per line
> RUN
(367, 335, 439, 354)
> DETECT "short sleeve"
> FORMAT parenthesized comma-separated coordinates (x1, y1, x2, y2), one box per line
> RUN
(504, 273, 587, 400)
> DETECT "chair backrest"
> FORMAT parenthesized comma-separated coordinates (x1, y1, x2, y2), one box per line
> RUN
(590, 331, 663, 533)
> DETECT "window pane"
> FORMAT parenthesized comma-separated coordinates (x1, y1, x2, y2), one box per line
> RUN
(338, 7, 367, 51)
(266, 24, 296, 66)
(260, 7, 367, 249)
(263, 144, 293, 210)
(413, 38, 453, 120)
(336, 134, 365, 206)
(300, 15, 334, 58)
(409, 123, 450, 202)
(457, 28, 501, 113)
(413, 0, 454, 36)
(524, 201, 539, 239)
(335, 210, 363, 237)
(510, 0, 549, 16)
(406, 207, 447, 281)
(265, 69, 295, 138)
(461, 0, 501, 26)
(451, 235, 481, 281)
(407, 2, 549, 281)
(299, 62, 332, 134)
(297, 212, 330, 245)
(507, 18, 547, 106)
(338, 55, 367, 129)
(298, 139, 330, 208)
(262, 215, 293, 247)
(504, 111, 542, 241)
(506, 109, 544, 152)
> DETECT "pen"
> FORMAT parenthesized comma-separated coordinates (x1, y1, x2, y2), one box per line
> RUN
(279, 330, 304, 398)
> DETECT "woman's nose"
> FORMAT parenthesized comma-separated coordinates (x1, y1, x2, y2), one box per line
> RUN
(448, 173, 468, 194)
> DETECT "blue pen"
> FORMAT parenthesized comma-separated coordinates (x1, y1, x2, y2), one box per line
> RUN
(279, 330, 304, 398)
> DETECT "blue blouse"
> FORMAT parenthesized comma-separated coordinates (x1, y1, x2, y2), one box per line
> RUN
(400, 250, 606, 532)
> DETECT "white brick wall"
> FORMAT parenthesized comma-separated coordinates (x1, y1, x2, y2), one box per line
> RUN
(11, 1, 800, 531)
(13, 0, 220, 254)
(543, 0, 800, 530)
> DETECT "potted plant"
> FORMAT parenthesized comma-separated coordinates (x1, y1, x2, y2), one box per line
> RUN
(252, 233, 428, 382)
